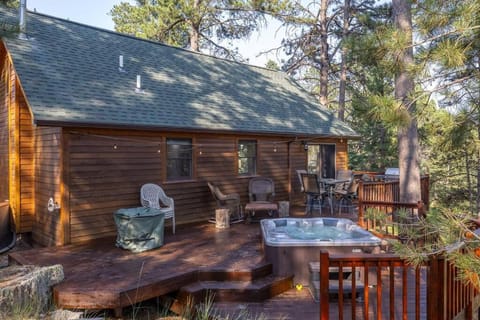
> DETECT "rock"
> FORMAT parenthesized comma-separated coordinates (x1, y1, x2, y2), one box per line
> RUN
(0, 264, 64, 316)
(48, 309, 84, 320)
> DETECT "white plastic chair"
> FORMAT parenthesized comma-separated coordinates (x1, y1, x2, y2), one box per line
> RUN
(140, 183, 175, 234)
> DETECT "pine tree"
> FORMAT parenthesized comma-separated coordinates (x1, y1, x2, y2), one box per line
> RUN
(110, 0, 290, 61)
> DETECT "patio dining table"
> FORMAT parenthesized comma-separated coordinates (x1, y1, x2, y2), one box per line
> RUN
(320, 178, 351, 214)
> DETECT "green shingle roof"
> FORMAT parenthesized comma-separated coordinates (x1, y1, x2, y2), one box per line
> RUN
(1, 8, 359, 138)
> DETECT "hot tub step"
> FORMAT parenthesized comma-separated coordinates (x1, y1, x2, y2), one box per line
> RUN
(177, 274, 294, 304)
(309, 262, 364, 302)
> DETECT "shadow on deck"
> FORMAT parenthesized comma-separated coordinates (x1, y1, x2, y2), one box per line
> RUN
(8, 207, 359, 319)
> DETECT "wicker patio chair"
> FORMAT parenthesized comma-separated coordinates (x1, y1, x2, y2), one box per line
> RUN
(246, 177, 277, 219)
(207, 182, 243, 223)
(140, 183, 176, 234)
(249, 177, 275, 203)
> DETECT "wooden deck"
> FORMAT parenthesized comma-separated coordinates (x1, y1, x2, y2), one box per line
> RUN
(7, 207, 429, 319)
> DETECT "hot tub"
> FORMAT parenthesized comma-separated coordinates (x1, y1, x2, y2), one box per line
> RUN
(261, 218, 381, 284)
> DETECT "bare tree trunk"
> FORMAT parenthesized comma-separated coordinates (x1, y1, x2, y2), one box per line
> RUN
(477, 120, 480, 216)
(465, 149, 473, 213)
(189, 0, 200, 51)
(319, 0, 329, 107)
(393, 0, 421, 204)
(338, 0, 350, 121)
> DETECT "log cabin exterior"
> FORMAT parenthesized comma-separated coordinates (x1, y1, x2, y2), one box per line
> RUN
(0, 8, 359, 246)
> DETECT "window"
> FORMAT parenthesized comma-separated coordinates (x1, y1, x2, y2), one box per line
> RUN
(238, 140, 256, 175)
(167, 138, 192, 180)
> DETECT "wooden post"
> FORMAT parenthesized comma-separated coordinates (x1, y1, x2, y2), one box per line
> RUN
(320, 250, 330, 320)
(427, 255, 444, 319)
(358, 180, 364, 227)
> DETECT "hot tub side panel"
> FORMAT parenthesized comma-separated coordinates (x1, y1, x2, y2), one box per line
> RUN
(263, 243, 377, 285)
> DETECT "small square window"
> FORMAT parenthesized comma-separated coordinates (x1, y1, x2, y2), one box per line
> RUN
(167, 138, 192, 180)
(238, 140, 256, 175)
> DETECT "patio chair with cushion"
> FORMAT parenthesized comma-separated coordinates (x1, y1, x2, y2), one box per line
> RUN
(140, 183, 176, 234)
(207, 182, 243, 223)
(245, 177, 278, 220)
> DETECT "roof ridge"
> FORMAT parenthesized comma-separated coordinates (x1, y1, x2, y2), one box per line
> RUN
(26, 9, 284, 75)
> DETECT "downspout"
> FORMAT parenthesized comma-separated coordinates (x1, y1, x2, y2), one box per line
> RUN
(18, 0, 28, 40)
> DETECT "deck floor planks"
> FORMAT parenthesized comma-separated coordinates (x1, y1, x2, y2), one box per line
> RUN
(9, 222, 268, 311)
(8, 209, 428, 319)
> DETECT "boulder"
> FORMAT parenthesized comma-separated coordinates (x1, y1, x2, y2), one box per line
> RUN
(0, 264, 64, 316)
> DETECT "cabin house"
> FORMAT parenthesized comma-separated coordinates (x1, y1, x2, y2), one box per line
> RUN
(0, 8, 359, 247)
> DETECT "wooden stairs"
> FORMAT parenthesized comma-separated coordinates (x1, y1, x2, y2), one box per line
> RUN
(169, 262, 293, 313)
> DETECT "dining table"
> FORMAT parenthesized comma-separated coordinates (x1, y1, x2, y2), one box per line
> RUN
(319, 178, 351, 215)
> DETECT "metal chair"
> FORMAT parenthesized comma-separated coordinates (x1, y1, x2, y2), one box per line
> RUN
(335, 179, 359, 215)
(207, 182, 243, 223)
(140, 183, 176, 234)
(301, 173, 327, 215)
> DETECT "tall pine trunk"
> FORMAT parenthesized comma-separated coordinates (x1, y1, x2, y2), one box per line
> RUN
(319, 0, 329, 107)
(338, 0, 350, 121)
(393, 0, 421, 205)
(477, 120, 480, 216)
(189, 0, 200, 51)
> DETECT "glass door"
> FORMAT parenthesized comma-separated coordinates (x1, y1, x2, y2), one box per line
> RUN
(307, 144, 336, 178)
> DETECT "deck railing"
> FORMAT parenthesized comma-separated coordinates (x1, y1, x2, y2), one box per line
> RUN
(319, 250, 479, 320)
(356, 175, 430, 228)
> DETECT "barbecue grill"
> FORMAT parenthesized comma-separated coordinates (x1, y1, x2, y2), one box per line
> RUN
(384, 167, 400, 181)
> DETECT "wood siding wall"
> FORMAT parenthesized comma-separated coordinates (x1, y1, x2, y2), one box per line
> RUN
(33, 127, 62, 246)
(0, 42, 35, 233)
(0, 45, 8, 202)
(18, 92, 34, 233)
(60, 129, 346, 244)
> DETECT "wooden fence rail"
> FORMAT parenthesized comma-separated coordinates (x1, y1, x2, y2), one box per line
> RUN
(319, 251, 479, 320)
(356, 175, 430, 228)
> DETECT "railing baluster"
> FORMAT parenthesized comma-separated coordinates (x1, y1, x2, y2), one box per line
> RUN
(364, 265, 369, 319)
(415, 266, 420, 320)
(402, 265, 407, 320)
(351, 265, 356, 320)
(376, 262, 382, 320)
(389, 262, 395, 319)
(339, 262, 344, 320)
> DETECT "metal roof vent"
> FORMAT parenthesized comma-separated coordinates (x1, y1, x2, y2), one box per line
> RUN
(18, 0, 28, 40)
(118, 55, 126, 73)
(135, 75, 144, 94)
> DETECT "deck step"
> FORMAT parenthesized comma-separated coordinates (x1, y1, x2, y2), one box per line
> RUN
(197, 262, 273, 282)
(177, 274, 294, 304)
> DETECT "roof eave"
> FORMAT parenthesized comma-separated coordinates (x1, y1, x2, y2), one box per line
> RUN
(34, 119, 360, 140)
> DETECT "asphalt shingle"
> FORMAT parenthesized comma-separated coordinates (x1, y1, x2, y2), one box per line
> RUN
(1, 8, 358, 138)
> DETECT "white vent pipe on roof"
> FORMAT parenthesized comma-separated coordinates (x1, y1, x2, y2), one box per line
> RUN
(18, 0, 27, 40)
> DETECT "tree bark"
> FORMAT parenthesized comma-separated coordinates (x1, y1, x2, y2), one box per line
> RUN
(338, 0, 350, 121)
(393, 0, 421, 204)
(477, 119, 480, 216)
(319, 0, 329, 107)
(189, 0, 201, 51)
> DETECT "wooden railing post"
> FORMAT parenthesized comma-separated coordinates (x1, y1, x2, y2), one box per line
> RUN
(357, 179, 364, 227)
(320, 250, 330, 320)
(427, 255, 444, 319)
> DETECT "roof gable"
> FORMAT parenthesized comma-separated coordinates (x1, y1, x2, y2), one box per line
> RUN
(1, 8, 358, 138)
